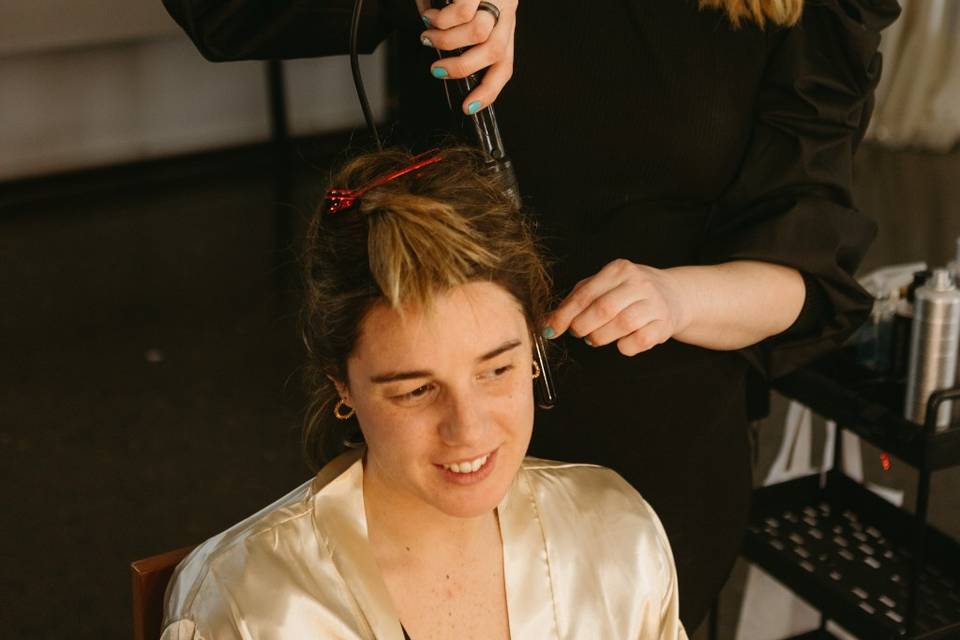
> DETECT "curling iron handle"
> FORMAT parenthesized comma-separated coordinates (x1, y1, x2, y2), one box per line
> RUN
(427, 0, 507, 160)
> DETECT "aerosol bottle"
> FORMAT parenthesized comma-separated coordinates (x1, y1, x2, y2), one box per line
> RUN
(891, 270, 931, 378)
(904, 269, 960, 430)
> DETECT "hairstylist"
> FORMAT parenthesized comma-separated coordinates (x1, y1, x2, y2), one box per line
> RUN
(162, 0, 901, 629)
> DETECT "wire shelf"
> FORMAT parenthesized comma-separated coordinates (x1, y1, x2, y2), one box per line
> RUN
(744, 471, 960, 639)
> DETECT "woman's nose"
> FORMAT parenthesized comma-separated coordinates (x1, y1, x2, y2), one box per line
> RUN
(438, 389, 489, 446)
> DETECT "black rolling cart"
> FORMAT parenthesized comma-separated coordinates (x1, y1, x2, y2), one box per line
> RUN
(740, 349, 960, 639)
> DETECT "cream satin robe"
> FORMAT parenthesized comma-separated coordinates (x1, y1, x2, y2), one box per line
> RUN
(162, 449, 688, 639)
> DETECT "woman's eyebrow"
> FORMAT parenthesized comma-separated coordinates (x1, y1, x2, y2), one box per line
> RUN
(477, 339, 522, 363)
(370, 369, 431, 384)
(369, 339, 522, 384)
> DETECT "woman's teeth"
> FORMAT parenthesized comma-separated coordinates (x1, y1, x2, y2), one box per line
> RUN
(442, 453, 490, 474)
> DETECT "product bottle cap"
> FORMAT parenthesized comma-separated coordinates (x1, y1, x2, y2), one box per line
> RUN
(929, 268, 954, 291)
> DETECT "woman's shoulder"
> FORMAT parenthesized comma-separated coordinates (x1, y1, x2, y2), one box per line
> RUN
(515, 458, 677, 611)
(519, 457, 664, 539)
(163, 451, 366, 635)
(163, 477, 320, 617)
(520, 457, 643, 501)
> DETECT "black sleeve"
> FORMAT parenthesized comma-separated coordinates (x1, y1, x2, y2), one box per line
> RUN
(161, 0, 416, 61)
(698, 0, 901, 380)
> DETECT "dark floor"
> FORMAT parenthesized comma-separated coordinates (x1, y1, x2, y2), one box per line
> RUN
(2, 138, 959, 639)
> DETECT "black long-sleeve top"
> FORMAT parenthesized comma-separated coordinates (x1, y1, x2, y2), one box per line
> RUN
(162, 0, 899, 381)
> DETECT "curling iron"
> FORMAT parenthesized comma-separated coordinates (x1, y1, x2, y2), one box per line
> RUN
(347, 0, 557, 409)
(426, 0, 556, 410)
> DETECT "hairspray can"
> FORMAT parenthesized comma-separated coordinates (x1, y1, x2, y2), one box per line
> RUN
(904, 269, 960, 429)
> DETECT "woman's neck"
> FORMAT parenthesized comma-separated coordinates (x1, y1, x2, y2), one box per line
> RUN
(361, 463, 498, 563)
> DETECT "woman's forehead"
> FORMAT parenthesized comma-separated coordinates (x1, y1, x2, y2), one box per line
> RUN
(352, 282, 528, 370)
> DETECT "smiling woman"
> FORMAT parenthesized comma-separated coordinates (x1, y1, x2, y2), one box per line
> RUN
(160, 147, 688, 640)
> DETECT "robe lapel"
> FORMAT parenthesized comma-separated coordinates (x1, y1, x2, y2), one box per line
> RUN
(498, 468, 560, 639)
(311, 451, 406, 640)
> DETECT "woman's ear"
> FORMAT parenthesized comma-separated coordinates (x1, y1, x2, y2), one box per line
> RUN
(326, 375, 351, 403)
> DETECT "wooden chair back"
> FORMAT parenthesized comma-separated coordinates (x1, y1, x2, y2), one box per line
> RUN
(130, 546, 194, 640)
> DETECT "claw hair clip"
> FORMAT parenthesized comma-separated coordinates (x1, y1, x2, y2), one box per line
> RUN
(323, 150, 444, 215)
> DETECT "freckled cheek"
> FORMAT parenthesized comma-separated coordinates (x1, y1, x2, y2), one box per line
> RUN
(359, 404, 442, 459)
(495, 385, 535, 436)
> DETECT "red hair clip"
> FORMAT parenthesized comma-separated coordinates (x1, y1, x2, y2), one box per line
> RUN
(323, 150, 444, 215)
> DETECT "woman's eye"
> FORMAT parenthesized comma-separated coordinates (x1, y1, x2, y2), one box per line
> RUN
(482, 364, 514, 380)
(395, 384, 435, 402)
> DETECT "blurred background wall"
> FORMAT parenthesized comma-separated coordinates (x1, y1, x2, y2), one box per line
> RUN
(0, 1, 386, 180)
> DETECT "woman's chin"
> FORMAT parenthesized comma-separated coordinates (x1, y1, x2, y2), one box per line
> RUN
(430, 447, 521, 518)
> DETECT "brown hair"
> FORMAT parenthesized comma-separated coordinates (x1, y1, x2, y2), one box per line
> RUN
(699, 0, 803, 28)
(300, 146, 552, 469)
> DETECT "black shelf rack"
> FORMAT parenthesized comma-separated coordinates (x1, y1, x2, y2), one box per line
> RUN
(741, 349, 960, 640)
(744, 471, 960, 638)
(775, 352, 960, 470)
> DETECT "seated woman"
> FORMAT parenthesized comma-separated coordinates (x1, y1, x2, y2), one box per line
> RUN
(161, 147, 687, 640)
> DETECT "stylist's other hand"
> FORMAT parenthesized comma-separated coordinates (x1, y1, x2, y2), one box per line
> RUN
(543, 260, 692, 357)
(418, 0, 517, 115)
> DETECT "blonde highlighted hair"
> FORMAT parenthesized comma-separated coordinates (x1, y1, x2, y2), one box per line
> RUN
(699, 0, 803, 28)
(300, 146, 552, 469)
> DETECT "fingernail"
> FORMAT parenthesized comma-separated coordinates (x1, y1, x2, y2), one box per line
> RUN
(542, 326, 555, 339)
(420, 35, 433, 48)
(466, 100, 482, 114)
(422, 15, 431, 27)
(584, 337, 594, 347)
(431, 66, 448, 79)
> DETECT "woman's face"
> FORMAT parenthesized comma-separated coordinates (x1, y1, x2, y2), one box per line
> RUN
(342, 280, 535, 519)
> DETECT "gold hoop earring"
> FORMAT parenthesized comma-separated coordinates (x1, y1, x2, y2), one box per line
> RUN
(333, 399, 355, 420)
(532, 360, 541, 379)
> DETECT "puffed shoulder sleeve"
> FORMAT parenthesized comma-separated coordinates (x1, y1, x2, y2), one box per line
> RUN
(161, 0, 415, 61)
(699, 0, 901, 379)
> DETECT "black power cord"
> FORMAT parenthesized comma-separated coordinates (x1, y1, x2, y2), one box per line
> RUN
(350, 0, 383, 150)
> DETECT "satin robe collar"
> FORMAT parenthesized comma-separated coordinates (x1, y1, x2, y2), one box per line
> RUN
(309, 449, 559, 640)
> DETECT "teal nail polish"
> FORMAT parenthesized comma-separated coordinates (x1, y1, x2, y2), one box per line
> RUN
(467, 100, 482, 115)
(420, 35, 433, 48)
(422, 15, 430, 27)
(542, 326, 555, 339)
(431, 66, 448, 79)
(584, 337, 594, 347)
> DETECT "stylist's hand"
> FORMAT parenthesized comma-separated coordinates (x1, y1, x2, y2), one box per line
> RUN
(543, 260, 693, 357)
(417, 0, 517, 115)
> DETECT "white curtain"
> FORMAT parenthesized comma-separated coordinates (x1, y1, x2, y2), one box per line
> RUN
(866, 0, 960, 151)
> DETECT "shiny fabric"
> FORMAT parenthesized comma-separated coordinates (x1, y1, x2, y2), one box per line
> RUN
(162, 450, 688, 639)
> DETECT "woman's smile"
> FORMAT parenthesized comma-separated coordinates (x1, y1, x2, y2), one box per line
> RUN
(435, 447, 499, 485)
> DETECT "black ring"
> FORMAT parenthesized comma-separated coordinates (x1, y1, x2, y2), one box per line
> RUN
(477, 1, 500, 26)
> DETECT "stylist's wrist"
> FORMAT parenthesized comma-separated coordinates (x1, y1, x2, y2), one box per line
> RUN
(661, 266, 700, 342)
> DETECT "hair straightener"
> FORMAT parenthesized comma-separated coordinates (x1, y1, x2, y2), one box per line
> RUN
(347, 0, 557, 409)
